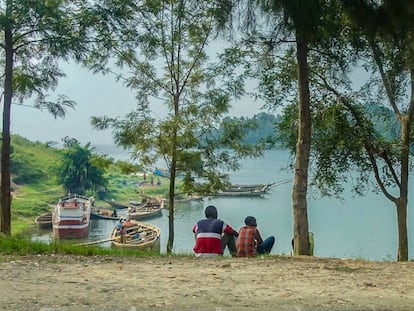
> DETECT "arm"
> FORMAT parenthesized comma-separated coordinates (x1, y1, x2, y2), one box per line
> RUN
(255, 228, 263, 246)
(223, 224, 238, 237)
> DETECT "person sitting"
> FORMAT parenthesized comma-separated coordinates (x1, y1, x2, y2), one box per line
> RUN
(236, 216, 275, 257)
(192, 205, 238, 258)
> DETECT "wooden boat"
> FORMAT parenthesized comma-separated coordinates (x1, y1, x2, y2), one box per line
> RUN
(35, 212, 52, 229)
(224, 184, 270, 192)
(111, 219, 161, 251)
(214, 189, 267, 197)
(104, 199, 129, 209)
(220, 180, 292, 194)
(52, 194, 92, 239)
(90, 207, 121, 220)
(128, 199, 143, 207)
(127, 202, 163, 220)
(129, 194, 164, 208)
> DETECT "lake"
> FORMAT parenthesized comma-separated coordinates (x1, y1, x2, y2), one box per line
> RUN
(34, 149, 414, 261)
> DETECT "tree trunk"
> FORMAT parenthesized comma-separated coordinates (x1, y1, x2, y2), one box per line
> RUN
(396, 200, 408, 261)
(1, 13, 13, 235)
(396, 115, 410, 261)
(292, 34, 311, 256)
(167, 157, 176, 254)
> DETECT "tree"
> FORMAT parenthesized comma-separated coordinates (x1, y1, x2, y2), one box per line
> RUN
(279, 0, 414, 261)
(90, 0, 263, 253)
(58, 137, 109, 195)
(0, 0, 92, 234)
(332, 0, 414, 261)
(238, 0, 344, 255)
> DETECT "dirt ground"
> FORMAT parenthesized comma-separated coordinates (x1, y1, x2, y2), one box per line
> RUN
(0, 254, 413, 311)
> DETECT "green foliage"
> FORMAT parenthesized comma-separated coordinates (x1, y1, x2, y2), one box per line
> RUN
(9, 136, 59, 185)
(57, 139, 108, 195)
(90, 0, 265, 196)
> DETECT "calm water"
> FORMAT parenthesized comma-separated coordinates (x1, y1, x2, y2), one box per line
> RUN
(34, 149, 414, 261)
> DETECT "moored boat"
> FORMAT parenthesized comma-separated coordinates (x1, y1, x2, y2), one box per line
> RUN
(91, 207, 121, 220)
(52, 194, 93, 239)
(35, 212, 52, 229)
(214, 189, 267, 197)
(127, 202, 163, 220)
(224, 184, 270, 192)
(111, 219, 161, 251)
(104, 199, 129, 209)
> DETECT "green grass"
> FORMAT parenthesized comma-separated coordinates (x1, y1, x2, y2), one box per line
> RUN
(0, 235, 161, 257)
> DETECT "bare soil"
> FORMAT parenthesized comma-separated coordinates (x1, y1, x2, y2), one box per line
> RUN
(0, 254, 413, 311)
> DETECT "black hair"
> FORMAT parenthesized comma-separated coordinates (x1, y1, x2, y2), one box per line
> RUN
(205, 205, 218, 219)
(245, 216, 257, 227)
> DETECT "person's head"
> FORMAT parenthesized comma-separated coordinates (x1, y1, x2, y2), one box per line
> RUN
(245, 216, 257, 227)
(204, 205, 218, 219)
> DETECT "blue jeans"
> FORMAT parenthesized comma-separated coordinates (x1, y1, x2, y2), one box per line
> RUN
(257, 236, 275, 254)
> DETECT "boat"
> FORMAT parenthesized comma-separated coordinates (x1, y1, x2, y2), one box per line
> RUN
(127, 202, 163, 220)
(224, 183, 270, 192)
(104, 199, 129, 209)
(35, 212, 52, 229)
(214, 189, 267, 197)
(52, 194, 93, 239)
(111, 219, 161, 251)
(219, 180, 292, 195)
(128, 199, 143, 207)
(129, 194, 164, 208)
(90, 207, 121, 220)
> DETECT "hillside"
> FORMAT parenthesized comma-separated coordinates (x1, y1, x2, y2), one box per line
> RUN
(7, 135, 166, 233)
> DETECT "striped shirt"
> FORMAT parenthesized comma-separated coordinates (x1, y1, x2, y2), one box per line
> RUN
(193, 218, 236, 257)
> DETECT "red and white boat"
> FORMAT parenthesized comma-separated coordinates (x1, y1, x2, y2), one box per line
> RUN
(52, 194, 92, 239)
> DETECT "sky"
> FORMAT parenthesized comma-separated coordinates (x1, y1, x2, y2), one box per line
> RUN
(9, 62, 264, 148)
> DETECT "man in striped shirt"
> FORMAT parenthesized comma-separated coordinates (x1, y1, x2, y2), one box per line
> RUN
(193, 205, 238, 257)
(236, 216, 275, 257)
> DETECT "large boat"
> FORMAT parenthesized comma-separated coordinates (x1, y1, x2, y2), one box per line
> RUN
(111, 219, 161, 251)
(52, 194, 93, 239)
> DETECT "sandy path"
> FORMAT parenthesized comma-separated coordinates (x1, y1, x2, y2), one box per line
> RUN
(0, 254, 413, 311)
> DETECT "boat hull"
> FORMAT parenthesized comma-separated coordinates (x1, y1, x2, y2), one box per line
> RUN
(128, 208, 162, 220)
(111, 220, 161, 252)
(35, 212, 52, 230)
(53, 223, 90, 239)
(214, 190, 266, 197)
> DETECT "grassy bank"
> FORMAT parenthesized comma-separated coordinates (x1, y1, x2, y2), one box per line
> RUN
(0, 235, 162, 258)
(6, 135, 171, 236)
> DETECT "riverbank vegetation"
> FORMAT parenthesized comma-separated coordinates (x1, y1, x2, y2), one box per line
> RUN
(7, 135, 169, 236)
